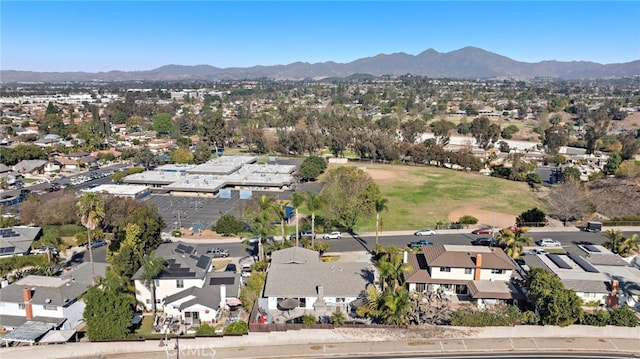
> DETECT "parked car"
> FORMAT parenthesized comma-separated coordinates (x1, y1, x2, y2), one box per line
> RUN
(322, 231, 342, 239)
(584, 221, 603, 233)
(414, 228, 436, 236)
(407, 239, 433, 249)
(470, 237, 497, 246)
(88, 239, 107, 249)
(206, 247, 230, 257)
(31, 246, 58, 255)
(537, 238, 561, 247)
(224, 263, 237, 273)
(471, 228, 493, 235)
(289, 230, 314, 240)
(533, 248, 549, 255)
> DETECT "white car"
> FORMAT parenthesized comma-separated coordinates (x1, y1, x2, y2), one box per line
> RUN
(323, 231, 342, 239)
(414, 228, 436, 236)
(537, 238, 561, 247)
(533, 248, 549, 255)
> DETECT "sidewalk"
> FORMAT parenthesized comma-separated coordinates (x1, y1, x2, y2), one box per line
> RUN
(1, 326, 638, 358)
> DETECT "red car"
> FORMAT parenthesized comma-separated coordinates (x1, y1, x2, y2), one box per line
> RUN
(472, 228, 493, 235)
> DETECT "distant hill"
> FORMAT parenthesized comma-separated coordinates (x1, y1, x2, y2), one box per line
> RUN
(2, 46, 639, 82)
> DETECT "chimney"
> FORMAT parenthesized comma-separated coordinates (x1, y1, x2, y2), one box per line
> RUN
(403, 250, 408, 264)
(474, 254, 483, 281)
(611, 280, 619, 293)
(317, 285, 324, 299)
(22, 288, 33, 320)
(219, 284, 226, 309)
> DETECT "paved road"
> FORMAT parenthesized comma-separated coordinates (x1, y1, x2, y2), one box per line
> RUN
(168, 229, 639, 259)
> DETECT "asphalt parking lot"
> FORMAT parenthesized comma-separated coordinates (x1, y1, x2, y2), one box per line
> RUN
(145, 192, 245, 231)
(144, 181, 324, 231)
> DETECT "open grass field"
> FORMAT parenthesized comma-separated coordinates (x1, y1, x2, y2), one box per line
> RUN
(325, 163, 545, 232)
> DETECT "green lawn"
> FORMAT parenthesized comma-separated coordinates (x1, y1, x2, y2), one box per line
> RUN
(321, 163, 545, 232)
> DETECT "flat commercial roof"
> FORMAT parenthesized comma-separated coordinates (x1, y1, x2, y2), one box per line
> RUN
(122, 156, 294, 193)
(85, 184, 150, 196)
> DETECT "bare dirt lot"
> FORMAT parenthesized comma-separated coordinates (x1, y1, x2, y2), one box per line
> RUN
(447, 205, 516, 228)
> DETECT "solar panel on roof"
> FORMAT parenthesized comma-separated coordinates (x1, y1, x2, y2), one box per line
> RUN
(568, 253, 599, 273)
(210, 276, 235, 285)
(0, 246, 15, 254)
(547, 254, 572, 269)
(195, 256, 210, 270)
(176, 243, 189, 252)
(584, 245, 601, 253)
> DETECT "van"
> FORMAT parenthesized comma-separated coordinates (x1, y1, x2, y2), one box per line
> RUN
(585, 221, 602, 233)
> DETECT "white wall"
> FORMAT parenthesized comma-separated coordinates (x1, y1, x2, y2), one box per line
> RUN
(135, 278, 204, 311)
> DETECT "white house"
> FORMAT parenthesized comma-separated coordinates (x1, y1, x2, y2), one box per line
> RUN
(132, 242, 212, 312)
(262, 247, 375, 315)
(162, 271, 241, 326)
(0, 262, 108, 330)
(404, 245, 522, 307)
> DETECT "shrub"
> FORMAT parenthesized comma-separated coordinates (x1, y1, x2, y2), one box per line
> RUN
(609, 306, 639, 327)
(195, 322, 217, 335)
(458, 215, 478, 227)
(302, 315, 317, 325)
(212, 214, 244, 236)
(223, 321, 248, 334)
(449, 304, 526, 327)
(581, 310, 610, 326)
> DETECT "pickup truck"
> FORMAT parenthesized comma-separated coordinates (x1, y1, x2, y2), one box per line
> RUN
(407, 239, 433, 249)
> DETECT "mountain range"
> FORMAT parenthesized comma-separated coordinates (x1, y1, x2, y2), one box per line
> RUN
(2, 47, 639, 82)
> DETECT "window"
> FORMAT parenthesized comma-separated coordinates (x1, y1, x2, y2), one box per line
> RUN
(44, 304, 57, 311)
(19, 303, 25, 309)
(439, 267, 451, 272)
(464, 268, 472, 275)
(176, 279, 184, 288)
(416, 283, 426, 292)
(146, 299, 151, 304)
(491, 269, 505, 274)
(336, 298, 345, 303)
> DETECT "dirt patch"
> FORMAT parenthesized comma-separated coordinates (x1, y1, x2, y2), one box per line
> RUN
(447, 205, 516, 228)
(363, 168, 400, 181)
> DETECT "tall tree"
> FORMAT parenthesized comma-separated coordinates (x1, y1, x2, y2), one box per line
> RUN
(321, 166, 381, 232)
(139, 254, 167, 314)
(244, 194, 278, 261)
(290, 191, 306, 247)
(470, 116, 500, 150)
(526, 267, 582, 326)
(305, 192, 326, 247)
(374, 197, 389, 249)
(546, 182, 590, 226)
(76, 192, 105, 285)
(83, 268, 134, 341)
(496, 229, 532, 259)
(202, 107, 226, 151)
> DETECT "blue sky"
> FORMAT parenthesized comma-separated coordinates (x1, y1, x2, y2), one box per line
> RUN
(2, 1, 639, 72)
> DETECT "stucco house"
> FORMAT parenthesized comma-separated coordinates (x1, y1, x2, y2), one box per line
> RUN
(404, 245, 523, 307)
(0, 262, 108, 331)
(162, 271, 241, 326)
(132, 241, 212, 312)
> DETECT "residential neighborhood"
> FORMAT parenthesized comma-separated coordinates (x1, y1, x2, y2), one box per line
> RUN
(0, 75, 639, 352)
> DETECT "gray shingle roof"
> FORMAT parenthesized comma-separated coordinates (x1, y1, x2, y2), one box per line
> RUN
(0, 226, 42, 257)
(163, 271, 240, 310)
(132, 241, 211, 280)
(0, 262, 108, 307)
(263, 248, 374, 298)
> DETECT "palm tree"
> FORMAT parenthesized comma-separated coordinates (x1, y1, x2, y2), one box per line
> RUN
(618, 233, 640, 257)
(274, 201, 288, 243)
(375, 246, 412, 290)
(379, 288, 412, 325)
(496, 229, 532, 259)
(603, 229, 626, 255)
(305, 192, 326, 247)
(76, 192, 105, 285)
(374, 197, 389, 249)
(246, 194, 278, 261)
(139, 254, 166, 314)
(290, 191, 306, 247)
